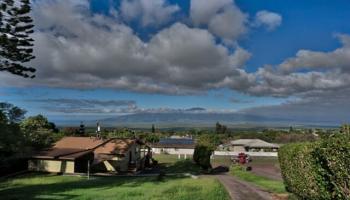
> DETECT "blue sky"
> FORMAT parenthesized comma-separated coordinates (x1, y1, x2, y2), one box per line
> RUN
(1, 0, 350, 125)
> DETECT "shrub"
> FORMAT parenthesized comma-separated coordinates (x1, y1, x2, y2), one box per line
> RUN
(312, 135, 350, 199)
(279, 135, 350, 199)
(193, 145, 212, 170)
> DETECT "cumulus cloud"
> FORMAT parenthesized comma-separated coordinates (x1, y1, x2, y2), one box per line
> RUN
(244, 34, 350, 97)
(253, 10, 282, 31)
(120, 0, 179, 27)
(190, 0, 248, 42)
(2, 0, 348, 124)
(0, 0, 253, 95)
(279, 34, 350, 73)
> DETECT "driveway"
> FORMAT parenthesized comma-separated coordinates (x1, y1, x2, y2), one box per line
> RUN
(215, 174, 274, 200)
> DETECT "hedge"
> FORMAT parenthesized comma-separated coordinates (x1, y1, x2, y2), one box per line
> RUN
(279, 135, 350, 200)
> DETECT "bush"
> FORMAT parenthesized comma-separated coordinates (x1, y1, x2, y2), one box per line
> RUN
(279, 135, 350, 199)
(193, 145, 212, 170)
(0, 157, 28, 176)
(312, 135, 350, 199)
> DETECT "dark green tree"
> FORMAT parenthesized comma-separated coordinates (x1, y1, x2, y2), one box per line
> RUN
(215, 122, 227, 134)
(0, 102, 26, 157)
(20, 115, 58, 149)
(78, 121, 85, 135)
(193, 145, 212, 170)
(151, 124, 155, 133)
(0, 102, 26, 123)
(0, 0, 36, 78)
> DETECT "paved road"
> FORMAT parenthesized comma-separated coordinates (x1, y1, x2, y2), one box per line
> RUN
(215, 174, 274, 200)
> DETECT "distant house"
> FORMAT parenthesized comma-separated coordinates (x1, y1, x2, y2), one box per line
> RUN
(151, 138, 195, 156)
(227, 139, 279, 152)
(28, 137, 150, 174)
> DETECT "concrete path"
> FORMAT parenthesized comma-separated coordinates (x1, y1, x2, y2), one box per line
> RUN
(215, 174, 274, 200)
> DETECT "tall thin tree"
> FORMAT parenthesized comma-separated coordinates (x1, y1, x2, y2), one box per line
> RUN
(0, 0, 35, 78)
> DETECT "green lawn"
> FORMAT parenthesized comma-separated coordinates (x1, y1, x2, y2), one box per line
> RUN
(230, 165, 286, 194)
(153, 154, 201, 174)
(153, 154, 180, 164)
(0, 173, 229, 200)
(212, 156, 280, 168)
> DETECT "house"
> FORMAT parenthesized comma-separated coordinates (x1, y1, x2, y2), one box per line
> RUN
(28, 137, 150, 174)
(151, 138, 195, 157)
(227, 139, 279, 152)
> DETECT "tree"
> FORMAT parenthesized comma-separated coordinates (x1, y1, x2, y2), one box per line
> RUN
(0, 102, 26, 123)
(215, 122, 227, 134)
(144, 134, 159, 143)
(193, 145, 212, 170)
(78, 122, 85, 135)
(289, 126, 294, 133)
(62, 127, 79, 136)
(20, 115, 58, 149)
(340, 124, 350, 134)
(0, 102, 26, 157)
(151, 124, 155, 133)
(0, 0, 36, 78)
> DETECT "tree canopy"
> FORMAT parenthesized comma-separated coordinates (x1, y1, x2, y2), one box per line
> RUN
(0, 0, 36, 78)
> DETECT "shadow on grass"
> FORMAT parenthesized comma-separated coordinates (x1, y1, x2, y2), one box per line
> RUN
(0, 173, 187, 200)
(158, 159, 201, 174)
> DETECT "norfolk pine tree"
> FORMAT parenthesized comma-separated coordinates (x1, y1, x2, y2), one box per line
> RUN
(0, 0, 35, 78)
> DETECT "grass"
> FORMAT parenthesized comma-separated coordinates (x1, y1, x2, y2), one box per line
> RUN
(230, 165, 286, 194)
(153, 154, 180, 164)
(212, 156, 280, 167)
(0, 173, 229, 200)
(153, 154, 201, 174)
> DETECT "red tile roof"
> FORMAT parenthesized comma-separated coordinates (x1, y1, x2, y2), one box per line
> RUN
(32, 137, 136, 161)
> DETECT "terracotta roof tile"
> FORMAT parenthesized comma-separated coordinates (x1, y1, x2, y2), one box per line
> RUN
(32, 137, 137, 161)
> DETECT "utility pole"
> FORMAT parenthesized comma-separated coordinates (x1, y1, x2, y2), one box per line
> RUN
(87, 160, 90, 180)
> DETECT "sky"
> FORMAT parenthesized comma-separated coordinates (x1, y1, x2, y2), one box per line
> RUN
(1, 0, 350, 125)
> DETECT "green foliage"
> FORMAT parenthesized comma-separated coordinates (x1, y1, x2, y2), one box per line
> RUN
(279, 135, 350, 199)
(197, 134, 221, 150)
(61, 127, 79, 136)
(0, 174, 230, 200)
(20, 114, 59, 149)
(193, 145, 212, 170)
(312, 135, 350, 199)
(0, 103, 26, 157)
(0, 102, 26, 123)
(144, 134, 160, 143)
(340, 124, 350, 134)
(0, 0, 36, 78)
(215, 122, 227, 134)
(230, 164, 286, 194)
(151, 124, 155, 133)
(234, 129, 318, 144)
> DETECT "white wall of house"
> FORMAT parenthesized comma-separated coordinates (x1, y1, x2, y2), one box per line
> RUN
(28, 159, 75, 173)
(213, 151, 278, 157)
(152, 147, 194, 155)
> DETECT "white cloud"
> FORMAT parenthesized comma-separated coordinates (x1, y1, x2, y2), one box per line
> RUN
(0, 0, 252, 95)
(280, 34, 350, 73)
(254, 10, 282, 31)
(190, 0, 248, 42)
(120, 0, 180, 27)
(4, 0, 349, 115)
(245, 33, 350, 97)
(190, 0, 232, 25)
